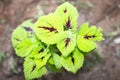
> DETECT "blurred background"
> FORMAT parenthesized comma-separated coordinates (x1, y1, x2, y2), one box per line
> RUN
(0, 0, 120, 80)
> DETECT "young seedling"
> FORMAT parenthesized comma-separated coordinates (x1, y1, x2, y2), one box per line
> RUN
(11, 2, 104, 80)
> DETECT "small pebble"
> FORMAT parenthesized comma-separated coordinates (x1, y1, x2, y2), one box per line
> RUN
(113, 37, 120, 44)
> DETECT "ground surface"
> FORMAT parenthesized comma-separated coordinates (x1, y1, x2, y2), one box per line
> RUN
(0, 0, 120, 80)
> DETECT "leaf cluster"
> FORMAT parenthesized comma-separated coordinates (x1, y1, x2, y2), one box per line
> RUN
(11, 2, 104, 80)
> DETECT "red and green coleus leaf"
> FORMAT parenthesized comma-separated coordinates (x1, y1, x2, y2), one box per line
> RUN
(34, 13, 67, 44)
(34, 53, 51, 70)
(57, 31, 76, 57)
(77, 22, 104, 52)
(54, 2, 78, 31)
(12, 19, 43, 57)
(24, 58, 47, 80)
(61, 48, 84, 73)
(24, 48, 51, 79)
(28, 44, 49, 59)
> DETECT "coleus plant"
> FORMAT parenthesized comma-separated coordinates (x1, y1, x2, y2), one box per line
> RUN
(11, 2, 104, 80)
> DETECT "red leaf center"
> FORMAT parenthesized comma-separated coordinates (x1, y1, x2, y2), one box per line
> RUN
(38, 26, 58, 33)
(65, 38, 71, 47)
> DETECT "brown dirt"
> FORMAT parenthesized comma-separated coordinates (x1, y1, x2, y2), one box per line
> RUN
(0, 0, 120, 80)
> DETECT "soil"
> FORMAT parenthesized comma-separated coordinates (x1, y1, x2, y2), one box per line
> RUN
(0, 0, 120, 80)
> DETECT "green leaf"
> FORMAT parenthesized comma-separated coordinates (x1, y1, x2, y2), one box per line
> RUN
(57, 31, 76, 57)
(12, 19, 42, 57)
(48, 57, 54, 65)
(77, 23, 104, 52)
(47, 63, 61, 73)
(24, 58, 47, 80)
(61, 48, 84, 73)
(54, 2, 78, 31)
(15, 40, 38, 57)
(93, 27, 104, 41)
(28, 44, 49, 59)
(34, 13, 66, 44)
(52, 52, 62, 69)
(85, 25, 97, 36)
(34, 53, 51, 70)
(78, 22, 89, 35)
(47, 56, 62, 72)
(77, 36, 97, 52)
